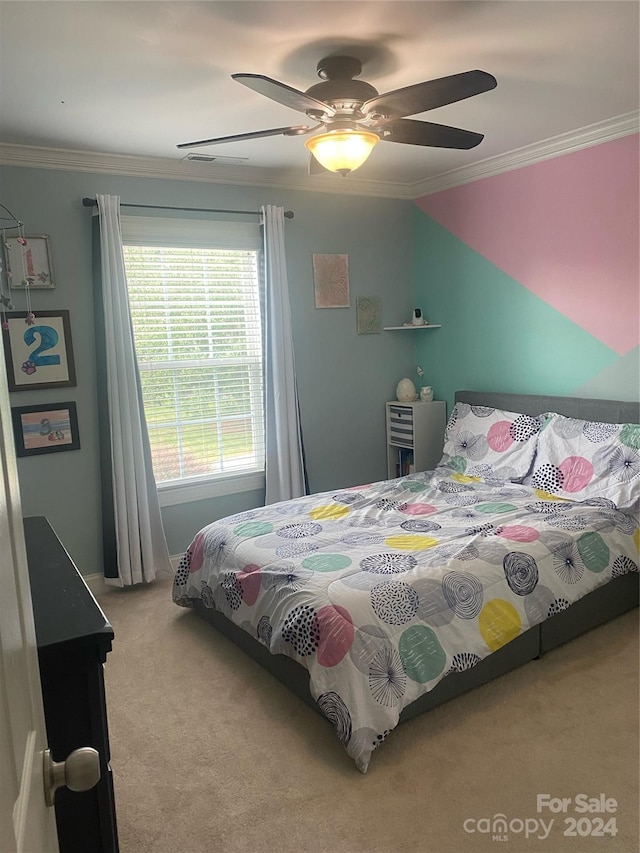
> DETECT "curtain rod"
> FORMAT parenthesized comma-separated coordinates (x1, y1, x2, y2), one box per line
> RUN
(82, 198, 294, 219)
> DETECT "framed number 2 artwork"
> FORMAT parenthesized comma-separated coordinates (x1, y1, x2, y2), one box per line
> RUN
(2, 310, 77, 391)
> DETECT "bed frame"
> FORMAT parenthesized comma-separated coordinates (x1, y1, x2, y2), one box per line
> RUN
(191, 391, 640, 726)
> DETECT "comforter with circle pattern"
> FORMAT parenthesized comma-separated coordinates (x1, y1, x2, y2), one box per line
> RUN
(172, 468, 638, 772)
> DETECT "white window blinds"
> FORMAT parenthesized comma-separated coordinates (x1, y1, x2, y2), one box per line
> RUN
(121, 216, 264, 489)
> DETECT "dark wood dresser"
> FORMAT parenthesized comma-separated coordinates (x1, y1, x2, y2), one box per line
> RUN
(24, 516, 119, 853)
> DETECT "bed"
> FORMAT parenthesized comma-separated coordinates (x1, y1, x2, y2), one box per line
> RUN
(172, 391, 639, 772)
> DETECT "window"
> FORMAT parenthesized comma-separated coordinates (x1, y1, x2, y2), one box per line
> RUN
(121, 217, 264, 505)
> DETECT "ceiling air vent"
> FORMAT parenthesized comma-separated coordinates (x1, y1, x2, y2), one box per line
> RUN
(181, 153, 249, 165)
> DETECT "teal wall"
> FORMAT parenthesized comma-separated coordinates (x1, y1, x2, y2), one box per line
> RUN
(411, 211, 622, 412)
(0, 165, 415, 570)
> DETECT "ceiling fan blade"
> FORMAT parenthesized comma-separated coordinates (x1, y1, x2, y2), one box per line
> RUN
(362, 70, 497, 119)
(232, 73, 336, 118)
(378, 118, 484, 149)
(177, 125, 311, 149)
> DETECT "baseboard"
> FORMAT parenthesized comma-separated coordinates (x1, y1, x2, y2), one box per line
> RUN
(83, 572, 109, 598)
(83, 556, 182, 598)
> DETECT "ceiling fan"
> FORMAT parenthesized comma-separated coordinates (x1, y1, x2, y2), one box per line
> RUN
(177, 55, 497, 176)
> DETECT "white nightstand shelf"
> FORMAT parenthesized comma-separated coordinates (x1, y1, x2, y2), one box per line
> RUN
(386, 400, 447, 478)
(383, 324, 442, 330)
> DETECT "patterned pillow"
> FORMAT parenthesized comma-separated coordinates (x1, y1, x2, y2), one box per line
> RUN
(527, 414, 640, 509)
(438, 403, 542, 482)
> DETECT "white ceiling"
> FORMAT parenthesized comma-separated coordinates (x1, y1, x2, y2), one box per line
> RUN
(0, 1, 638, 193)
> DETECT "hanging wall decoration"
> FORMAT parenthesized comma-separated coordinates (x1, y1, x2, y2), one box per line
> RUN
(0, 259, 14, 332)
(4, 234, 55, 290)
(356, 297, 382, 334)
(2, 310, 76, 392)
(1, 204, 48, 338)
(313, 253, 350, 308)
(0, 203, 19, 332)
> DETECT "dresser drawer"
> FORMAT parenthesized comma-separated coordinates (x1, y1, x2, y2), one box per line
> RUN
(388, 405, 414, 445)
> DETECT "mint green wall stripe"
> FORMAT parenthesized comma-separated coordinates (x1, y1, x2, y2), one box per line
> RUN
(412, 210, 621, 413)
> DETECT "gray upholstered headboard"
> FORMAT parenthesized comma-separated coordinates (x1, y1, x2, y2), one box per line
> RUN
(454, 391, 639, 425)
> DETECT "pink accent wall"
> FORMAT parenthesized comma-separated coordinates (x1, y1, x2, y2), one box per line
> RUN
(416, 134, 639, 355)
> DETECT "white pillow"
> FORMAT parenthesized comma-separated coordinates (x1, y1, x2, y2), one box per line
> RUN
(438, 403, 542, 482)
(527, 413, 640, 509)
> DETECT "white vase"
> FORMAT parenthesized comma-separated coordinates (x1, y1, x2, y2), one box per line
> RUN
(396, 378, 417, 401)
(420, 386, 434, 402)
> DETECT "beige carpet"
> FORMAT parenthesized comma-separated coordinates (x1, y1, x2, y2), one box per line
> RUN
(98, 578, 639, 853)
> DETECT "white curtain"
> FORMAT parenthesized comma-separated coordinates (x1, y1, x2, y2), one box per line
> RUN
(261, 204, 306, 504)
(96, 194, 171, 586)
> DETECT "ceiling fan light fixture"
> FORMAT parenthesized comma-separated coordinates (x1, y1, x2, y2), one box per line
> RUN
(305, 130, 379, 175)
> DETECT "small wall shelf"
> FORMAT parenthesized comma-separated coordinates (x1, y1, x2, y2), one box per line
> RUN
(383, 324, 442, 330)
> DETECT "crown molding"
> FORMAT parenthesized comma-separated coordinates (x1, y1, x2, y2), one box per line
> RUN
(0, 142, 411, 199)
(1, 111, 637, 200)
(411, 111, 639, 197)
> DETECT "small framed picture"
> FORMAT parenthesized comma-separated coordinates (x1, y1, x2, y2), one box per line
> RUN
(3, 235, 55, 289)
(356, 297, 382, 334)
(11, 401, 80, 457)
(2, 310, 76, 391)
(313, 253, 350, 308)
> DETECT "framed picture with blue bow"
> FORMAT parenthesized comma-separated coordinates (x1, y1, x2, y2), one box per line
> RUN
(2, 310, 76, 391)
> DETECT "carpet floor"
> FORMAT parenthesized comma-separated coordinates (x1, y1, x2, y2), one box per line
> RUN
(97, 578, 639, 853)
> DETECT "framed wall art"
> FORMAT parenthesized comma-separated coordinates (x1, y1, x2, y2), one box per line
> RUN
(11, 401, 80, 457)
(3, 234, 55, 289)
(356, 297, 382, 334)
(2, 310, 77, 391)
(313, 253, 350, 308)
